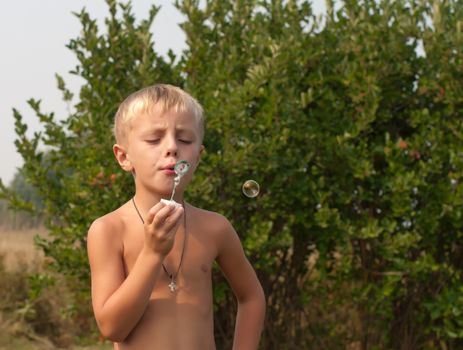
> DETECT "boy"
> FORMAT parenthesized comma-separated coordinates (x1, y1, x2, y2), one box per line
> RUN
(87, 84, 266, 349)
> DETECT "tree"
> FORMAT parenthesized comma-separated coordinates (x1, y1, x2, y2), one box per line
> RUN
(179, 1, 463, 348)
(0, 168, 44, 229)
(2, 0, 463, 348)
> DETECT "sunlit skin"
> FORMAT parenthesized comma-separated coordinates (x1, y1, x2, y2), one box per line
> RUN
(87, 109, 266, 349)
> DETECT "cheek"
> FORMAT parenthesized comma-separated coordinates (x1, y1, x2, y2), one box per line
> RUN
(186, 151, 200, 169)
(134, 142, 156, 156)
(127, 147, 152, 167)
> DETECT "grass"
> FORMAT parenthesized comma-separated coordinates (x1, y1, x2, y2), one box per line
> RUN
(0, 227, 112, 350)
(0, 330, 112, 350)
(0, 228, 45, 271)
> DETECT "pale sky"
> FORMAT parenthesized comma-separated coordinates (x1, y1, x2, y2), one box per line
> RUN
(0, 0, 325, 186)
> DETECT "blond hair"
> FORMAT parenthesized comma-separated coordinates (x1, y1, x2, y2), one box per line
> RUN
(113, 84, 204, 145)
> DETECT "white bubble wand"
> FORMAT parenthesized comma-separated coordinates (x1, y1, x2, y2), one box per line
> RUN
(160, 160, 190, 207)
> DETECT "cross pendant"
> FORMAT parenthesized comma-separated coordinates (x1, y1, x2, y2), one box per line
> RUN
(168, 279, 177, 292)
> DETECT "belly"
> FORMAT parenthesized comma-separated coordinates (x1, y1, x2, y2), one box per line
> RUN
(116, 278, 216, 350)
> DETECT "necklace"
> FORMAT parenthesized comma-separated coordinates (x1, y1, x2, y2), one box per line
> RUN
(132, 197, 187, 292)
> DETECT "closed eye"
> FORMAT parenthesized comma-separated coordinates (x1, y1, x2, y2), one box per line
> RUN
(146, 139, 160, 144)
(179, 140, 192, 144)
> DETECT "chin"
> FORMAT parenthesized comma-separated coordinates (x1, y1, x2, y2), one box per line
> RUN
(156, 188, 172, 196)
(143, 182, 171, 196)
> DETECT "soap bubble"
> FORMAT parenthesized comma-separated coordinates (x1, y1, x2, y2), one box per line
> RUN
(175, 160, 190, 176)
(402, 219, 412, 229)
(242, 180, 260, 198)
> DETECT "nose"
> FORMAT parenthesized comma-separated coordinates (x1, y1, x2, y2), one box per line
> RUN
(166, 149, 178, 157)
(165, 136, 178, 157)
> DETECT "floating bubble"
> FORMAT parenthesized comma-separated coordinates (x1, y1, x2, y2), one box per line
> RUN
(402, 219, 412, 229)
(174, 160, 190, 176)
(242, 180, 260, 198)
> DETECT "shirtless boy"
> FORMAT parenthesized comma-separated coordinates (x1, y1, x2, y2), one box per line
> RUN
(87, 84, 266, 349)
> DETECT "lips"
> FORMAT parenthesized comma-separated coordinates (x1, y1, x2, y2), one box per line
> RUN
(162, 163, 176, 171)
(161, 163, 176, 175)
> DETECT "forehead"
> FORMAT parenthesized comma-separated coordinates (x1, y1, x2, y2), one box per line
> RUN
(131, 110, 201, 134)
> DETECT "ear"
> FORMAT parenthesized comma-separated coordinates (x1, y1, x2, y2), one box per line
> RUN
(196, 144, 205, 165)
(113, 143, 133, 172)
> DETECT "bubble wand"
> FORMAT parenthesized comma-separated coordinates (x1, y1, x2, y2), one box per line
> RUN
(160, 160, 190, 207)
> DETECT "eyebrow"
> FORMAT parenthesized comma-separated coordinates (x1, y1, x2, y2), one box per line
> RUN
(140, 127, 166, 137)
(140, 127, 196, 137)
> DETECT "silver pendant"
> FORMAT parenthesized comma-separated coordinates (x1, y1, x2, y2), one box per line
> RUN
(169, 279, 177, 292)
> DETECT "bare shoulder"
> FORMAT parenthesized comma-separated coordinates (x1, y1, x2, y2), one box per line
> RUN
(87, 204, 129, 253)
(186, 203, 239, 257)
(187, 203, 234, 235)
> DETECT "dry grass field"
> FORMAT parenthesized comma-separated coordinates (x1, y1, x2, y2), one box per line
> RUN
(0, 228, 46, 271)
(0, 227, 112, 350)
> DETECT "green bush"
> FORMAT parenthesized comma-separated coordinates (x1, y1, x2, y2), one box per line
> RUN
(2, 0, 463, 348)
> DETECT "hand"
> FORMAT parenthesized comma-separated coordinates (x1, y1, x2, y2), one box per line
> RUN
(143, 202, 184, 257)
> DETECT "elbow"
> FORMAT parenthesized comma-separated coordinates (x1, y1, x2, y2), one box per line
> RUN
(259, 286, 267, 311)
(239, 285, 266, 310)
(257, 286, 267, 318)
(102, 332, 127, 343)
(97, 318, 130, 343)
(255, 283, 266, 308)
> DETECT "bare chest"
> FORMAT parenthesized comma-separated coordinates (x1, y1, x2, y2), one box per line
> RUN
(122, 226, 217, 296)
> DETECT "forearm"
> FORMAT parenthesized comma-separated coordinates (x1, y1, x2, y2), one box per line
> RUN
(95, 249, 163, 341)
(232, 292, 266, 350)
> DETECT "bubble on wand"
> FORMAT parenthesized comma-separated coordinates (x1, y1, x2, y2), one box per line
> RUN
(169, 160, 190, 201)
(174, 160, 190, 177)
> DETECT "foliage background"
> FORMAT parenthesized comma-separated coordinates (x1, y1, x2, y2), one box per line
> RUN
(2, 0, 463, 349)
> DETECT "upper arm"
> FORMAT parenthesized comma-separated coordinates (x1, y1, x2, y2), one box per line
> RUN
(87, 217, 125, 321)
(215, 216, 264, 302)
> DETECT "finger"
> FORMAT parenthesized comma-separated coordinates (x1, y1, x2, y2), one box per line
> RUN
(145, 202, 167, 224)
(151, 203, 177, 227)
(163, 206, 184, 233)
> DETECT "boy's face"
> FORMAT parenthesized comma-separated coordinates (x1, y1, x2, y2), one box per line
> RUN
(115, 109, 204, 197)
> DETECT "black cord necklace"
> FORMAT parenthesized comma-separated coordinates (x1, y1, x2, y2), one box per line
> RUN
(132, 197, 187, 292)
